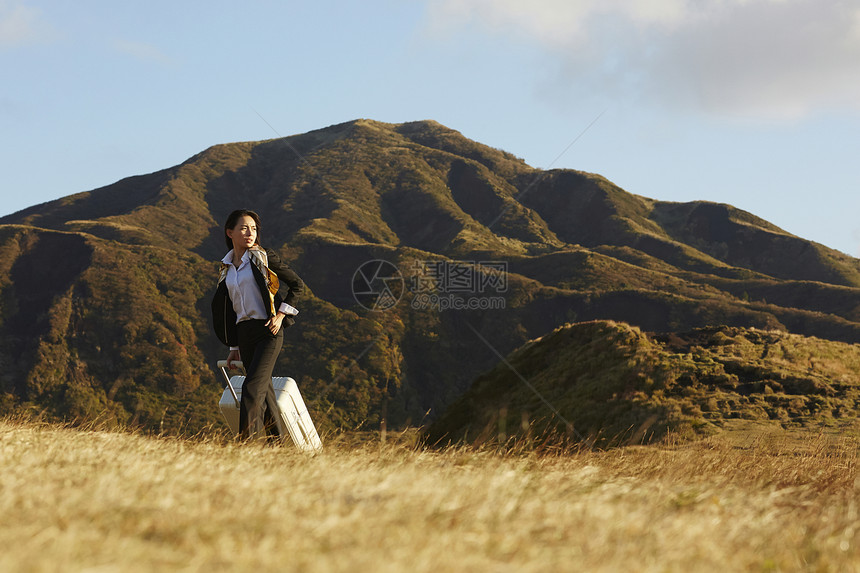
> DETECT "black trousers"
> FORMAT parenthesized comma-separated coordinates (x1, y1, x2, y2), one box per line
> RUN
(237, 319, 286, 442)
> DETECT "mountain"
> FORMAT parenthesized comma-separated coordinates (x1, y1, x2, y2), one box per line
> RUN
(424, 320, 860, 448)
(1, 118, 858, 436)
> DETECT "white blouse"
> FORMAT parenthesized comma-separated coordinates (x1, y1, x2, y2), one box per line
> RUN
(221, 249, 299, 351)
(222, 249, 269, 323)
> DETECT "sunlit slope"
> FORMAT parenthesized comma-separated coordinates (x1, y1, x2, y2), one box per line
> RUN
(427, 320, 860, 447)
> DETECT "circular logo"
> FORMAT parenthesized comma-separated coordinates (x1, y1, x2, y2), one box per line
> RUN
(351, 259, 404, 311)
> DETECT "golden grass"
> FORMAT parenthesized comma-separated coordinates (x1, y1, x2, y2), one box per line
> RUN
(2, 419, 860, 572)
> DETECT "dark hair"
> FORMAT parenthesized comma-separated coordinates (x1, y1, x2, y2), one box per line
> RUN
(224, 209, 262, 250)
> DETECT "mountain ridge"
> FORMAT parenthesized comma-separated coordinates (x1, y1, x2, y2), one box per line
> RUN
(0, 118, 858, 437)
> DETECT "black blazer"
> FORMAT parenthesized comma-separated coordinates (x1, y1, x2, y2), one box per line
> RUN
(211, 247, 304, 347)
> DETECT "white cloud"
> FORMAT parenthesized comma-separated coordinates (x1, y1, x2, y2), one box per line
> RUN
(426, 0, 860, 119)
(427, 0, 687, 45)
(0, 2, 53, 49)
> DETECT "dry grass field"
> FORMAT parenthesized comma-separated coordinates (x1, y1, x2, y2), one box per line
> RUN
(2, 419, 860, 572)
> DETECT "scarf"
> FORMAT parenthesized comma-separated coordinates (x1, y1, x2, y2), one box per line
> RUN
(218, 247, 280, 316)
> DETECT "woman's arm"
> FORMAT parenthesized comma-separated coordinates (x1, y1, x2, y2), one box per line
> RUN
(225, 348, 241, 369)
(266, 248, 304, 305)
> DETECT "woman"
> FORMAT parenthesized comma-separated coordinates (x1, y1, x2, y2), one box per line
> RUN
(211, 209, 304, 441)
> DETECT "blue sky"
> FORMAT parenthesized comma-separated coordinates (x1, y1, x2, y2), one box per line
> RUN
(2, 0, 859, 256)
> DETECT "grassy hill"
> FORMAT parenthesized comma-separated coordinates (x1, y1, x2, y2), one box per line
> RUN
(425, 320, 860, 448)
(2, 418, 860, 572)
(0, 118, 858, 436)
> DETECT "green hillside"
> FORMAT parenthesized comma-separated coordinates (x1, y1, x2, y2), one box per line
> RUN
(425, 320, 860, 448)
(0, 118, 858, 436)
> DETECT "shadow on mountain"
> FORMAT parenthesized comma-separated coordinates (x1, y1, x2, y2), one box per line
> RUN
(1, 229, 93, 398)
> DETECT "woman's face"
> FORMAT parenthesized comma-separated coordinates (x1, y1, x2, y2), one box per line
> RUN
(227, 215, 258, 251)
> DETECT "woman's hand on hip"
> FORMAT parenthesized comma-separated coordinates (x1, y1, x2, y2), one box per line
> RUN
(265, 313, 284, 335)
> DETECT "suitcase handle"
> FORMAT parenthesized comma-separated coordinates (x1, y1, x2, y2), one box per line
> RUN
(217, 360, 245, 408)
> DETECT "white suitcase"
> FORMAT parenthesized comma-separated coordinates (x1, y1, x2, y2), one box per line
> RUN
(217, 361, 323, 452)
